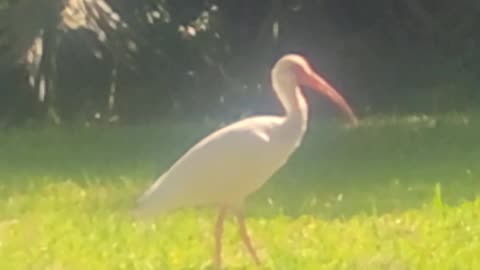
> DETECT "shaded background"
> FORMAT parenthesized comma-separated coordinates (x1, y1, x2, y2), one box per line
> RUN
(0, 0, 479, 126)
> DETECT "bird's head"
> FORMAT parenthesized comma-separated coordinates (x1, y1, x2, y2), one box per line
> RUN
(272, 54, 359, 126)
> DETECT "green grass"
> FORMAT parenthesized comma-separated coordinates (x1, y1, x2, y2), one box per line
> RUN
(1, 112, 480, 269)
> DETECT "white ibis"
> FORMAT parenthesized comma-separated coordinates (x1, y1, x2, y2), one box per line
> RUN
(133, 54, 358, 268)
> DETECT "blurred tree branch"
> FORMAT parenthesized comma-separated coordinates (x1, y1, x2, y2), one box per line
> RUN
(0, 0, 158, 123)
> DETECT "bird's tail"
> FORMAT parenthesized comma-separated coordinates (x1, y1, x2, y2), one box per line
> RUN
(131, 192, 180, 221)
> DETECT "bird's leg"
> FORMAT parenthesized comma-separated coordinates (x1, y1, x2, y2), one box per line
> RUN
(214, 206, 227, 269)
(236, 211, 261, 265)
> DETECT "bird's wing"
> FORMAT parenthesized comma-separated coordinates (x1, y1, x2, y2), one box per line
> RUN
(135, 116, 285, 216)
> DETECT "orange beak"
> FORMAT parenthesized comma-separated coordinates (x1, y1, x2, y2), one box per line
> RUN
(301, 71, 359, 126)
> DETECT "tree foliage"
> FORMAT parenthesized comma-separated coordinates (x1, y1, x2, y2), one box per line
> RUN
(1, 0, 479, 126)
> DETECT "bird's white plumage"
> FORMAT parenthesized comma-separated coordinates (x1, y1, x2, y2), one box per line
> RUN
(135, 100, 307, 217)
(134, 54, 356, 221)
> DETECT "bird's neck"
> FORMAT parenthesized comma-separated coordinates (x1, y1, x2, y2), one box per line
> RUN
(276, 86, 308, 129)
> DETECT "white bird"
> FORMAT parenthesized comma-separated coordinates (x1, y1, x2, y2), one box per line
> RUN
(133, 54, 358, 268)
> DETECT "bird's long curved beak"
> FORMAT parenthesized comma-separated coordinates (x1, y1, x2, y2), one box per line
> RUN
(303, 72, 359, 126)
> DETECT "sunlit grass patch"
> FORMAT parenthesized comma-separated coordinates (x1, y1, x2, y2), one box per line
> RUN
(1, 181, 480, 269)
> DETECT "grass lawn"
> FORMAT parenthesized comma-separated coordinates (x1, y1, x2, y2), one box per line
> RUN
(1, 113, 480, 269)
